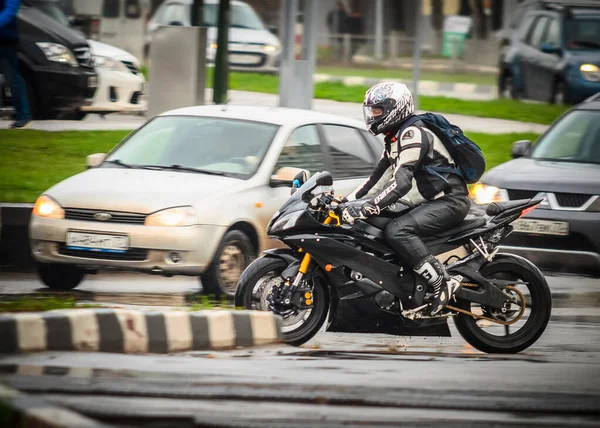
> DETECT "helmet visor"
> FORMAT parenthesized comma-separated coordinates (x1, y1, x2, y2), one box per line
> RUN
(363, 105, 385, 126)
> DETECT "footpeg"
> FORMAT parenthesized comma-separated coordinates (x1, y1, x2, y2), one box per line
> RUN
(401, 304, 429, 320)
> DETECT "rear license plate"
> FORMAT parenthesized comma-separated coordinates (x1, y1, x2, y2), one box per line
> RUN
(512, 219, 569, 236)
(88, 76, 98, 88)
(66, 232, 129, 253)
(229, 54, 260, 65)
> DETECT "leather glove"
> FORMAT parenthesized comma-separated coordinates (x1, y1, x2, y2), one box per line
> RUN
(340, 201, 380, 225)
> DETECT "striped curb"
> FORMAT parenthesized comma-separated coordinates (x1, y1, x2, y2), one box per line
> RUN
(0, 309, 283, 354)
(313, 73, 496, 95)
(0, 383, 109, 427)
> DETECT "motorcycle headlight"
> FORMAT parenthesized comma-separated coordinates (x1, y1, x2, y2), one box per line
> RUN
(32, 195, 65, 219)
(36, 42, 79, 67)
(145, 206, 197, 227)
(270, 210, 303, 233)
(94, 56, 128, 72)
(469, 183, 506, 205)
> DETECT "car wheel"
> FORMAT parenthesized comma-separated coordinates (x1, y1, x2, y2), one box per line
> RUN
(200, 230, 256, 299)
(37, 263, 85, 290)
(499, 73, 516, 99)
(552, 81, 567, 105)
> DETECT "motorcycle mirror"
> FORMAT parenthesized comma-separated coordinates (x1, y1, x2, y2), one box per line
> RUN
(315, 172, 333, 186)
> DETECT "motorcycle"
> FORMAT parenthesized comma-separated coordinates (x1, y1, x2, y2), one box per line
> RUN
(235, 171, 552, 354)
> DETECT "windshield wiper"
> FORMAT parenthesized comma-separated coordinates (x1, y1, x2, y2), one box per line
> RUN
(104, 159, 133, 168)
(157, 165, 229, 177)
(230, 24, 259, 29)
(104, 160, 158, 170)
(569, 40, 600, 48)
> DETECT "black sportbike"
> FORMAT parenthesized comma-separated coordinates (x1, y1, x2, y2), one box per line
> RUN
(235, 171, 552, 354)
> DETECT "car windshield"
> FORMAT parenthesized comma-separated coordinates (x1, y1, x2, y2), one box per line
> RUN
(204, 4, 265, 29)
(530, 110, 600, 164)
(28, 0, 71, 27)
(103, 116, 279, 178)
(565, 16, 600, 50)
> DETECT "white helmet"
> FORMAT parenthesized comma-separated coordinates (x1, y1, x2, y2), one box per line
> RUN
(363, 82, 415, 135)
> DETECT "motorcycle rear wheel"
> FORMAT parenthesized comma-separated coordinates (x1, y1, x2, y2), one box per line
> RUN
(453, 254, 552, 354)
(235, 256, 329, 346)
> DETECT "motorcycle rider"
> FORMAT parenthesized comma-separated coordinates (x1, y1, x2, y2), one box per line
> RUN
(340, 82, 471, 316)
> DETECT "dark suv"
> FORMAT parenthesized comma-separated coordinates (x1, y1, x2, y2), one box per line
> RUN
(499, 0, 600, 104)
(1, 1, 97, 119)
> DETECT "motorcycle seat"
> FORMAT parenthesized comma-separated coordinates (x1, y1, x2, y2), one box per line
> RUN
(357, 214, 486, 242)
(486, 199, 532, 216)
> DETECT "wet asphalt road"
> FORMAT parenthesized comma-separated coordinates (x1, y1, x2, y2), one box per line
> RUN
(1, 271, 599, 426)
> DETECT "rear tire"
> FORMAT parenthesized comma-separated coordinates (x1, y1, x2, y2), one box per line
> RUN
(453, 254, 551, 354)
(236, 256, 329, 346)
(37, 263, 85, 290)
(552, 80, 567, 105)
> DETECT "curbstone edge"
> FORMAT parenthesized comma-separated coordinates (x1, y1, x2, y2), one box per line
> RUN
(0, 309, 283, 355)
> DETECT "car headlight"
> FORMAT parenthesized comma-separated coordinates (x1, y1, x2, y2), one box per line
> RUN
(94, 56, 128, 72)
(469, 183, 506, 205)
(36, 42, 78, 67)
(580, 64, 600, 82)
(145, 206, 197, 227)
(270, 210, 303, 233)
(32, 195, 65, 219)
(263, 45, 278, 52)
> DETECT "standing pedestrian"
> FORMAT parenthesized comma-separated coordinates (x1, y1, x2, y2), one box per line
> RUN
(0, 0, 31, 129)
(326, 1, 349, 62)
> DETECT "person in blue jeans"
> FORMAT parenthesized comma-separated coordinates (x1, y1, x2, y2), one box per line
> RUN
(0, 0, 31, 129)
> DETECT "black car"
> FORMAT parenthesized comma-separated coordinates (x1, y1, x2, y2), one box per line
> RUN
(498, 0, 600, 104)
(470, 97, 600, 273)
(1, 0, 97, 119)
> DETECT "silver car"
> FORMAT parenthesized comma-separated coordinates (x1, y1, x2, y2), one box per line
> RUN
(29, 105, 384, 296)
(146, 0, 281, 72)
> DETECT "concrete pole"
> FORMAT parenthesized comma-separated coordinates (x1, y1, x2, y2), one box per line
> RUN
(374, 0, 384, 61)
(278, 0, 298, 107)
(412, 0, 422, 110)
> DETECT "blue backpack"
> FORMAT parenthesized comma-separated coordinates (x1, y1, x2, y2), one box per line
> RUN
(398, 113, 486, 184)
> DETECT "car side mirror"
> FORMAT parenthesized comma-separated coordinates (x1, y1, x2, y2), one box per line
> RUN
(87, 153, 106, 169)
(540, 42, 561, 55)
(270, 167, 310, 189)
(267, 25, 279, 36)
(511, 140, 531, 159)
(68, 16, 84, 27)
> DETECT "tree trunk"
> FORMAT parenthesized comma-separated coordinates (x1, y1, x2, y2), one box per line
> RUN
(468, 0, 488, 40)
(431, 0, 444, 56)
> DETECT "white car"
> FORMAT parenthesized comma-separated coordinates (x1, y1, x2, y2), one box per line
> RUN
(82, 40, 147, 116)
(146, 0, 281, 73)
(29, 105, 383, 297)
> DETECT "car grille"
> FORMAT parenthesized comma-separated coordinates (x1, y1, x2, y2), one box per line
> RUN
(64, 208, 147, 225)
(58, 244, 148, 261)
(73, 47, 94, 69)
(503, 232, 596, 252)
(554, 193, 593, 208)
(506, 189, 594, 209)
(506, 189, 538, 201)
(121, 60, 141, 75)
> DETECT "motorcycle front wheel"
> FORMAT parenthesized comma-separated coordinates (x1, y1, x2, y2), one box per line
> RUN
(235, 256, 330, 346)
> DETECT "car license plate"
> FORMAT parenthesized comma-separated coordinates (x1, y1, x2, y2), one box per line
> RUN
(66, 232, 129, 253)
(88, 76, 98, 88)
(229, 54, 260, 65)
(512, 219, 569, 236)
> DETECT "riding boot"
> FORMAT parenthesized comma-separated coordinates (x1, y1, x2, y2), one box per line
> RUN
(414, 255, 461, 316)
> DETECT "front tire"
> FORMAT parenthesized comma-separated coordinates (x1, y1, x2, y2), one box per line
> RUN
(552, 80, 567, 105)
(37, 263, 85, 290)
(235, 256, 329, 346)
(201, 230, 255, 299)
(453, 254, 551, 354)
